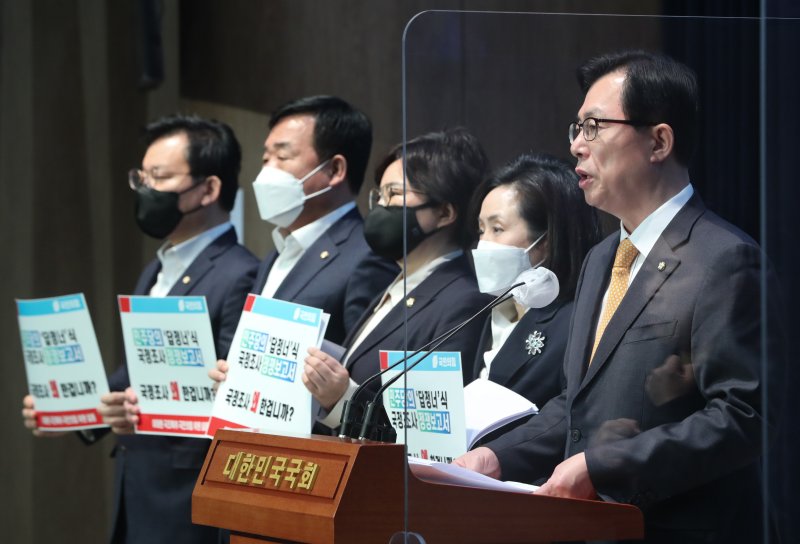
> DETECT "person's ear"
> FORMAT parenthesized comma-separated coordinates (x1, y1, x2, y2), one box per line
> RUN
(435, 202, 458, 229)
(326, 154, 349, 191)
(649, 123, 674, 164)
(199, 176, 222, 206)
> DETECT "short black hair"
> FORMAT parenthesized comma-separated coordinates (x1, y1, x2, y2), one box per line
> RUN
(144, 114, 242, 211)
(577, 50, 699, 167)
(268, 95, 372, 195)
(471, 153, 601, 301)
(375, 127, 490, 249)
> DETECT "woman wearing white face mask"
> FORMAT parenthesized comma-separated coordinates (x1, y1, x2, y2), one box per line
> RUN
(469, 153, 601, 413)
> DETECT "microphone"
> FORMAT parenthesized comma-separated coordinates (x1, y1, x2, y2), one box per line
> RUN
(338, 280, 525, 440)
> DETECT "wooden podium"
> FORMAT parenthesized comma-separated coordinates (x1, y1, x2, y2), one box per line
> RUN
(192, 429, 643, 543)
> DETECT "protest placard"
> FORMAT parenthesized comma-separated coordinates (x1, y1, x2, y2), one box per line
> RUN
(118, 295, 218, 437)
(380, 350, 467, 463)
(17, 293, 109, 431)
(208, 295, 327, 436)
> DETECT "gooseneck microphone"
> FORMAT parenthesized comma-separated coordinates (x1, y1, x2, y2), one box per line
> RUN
(338, 281, 525, 440)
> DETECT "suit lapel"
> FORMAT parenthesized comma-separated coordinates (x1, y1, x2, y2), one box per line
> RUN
(273, 211, 358, 301)
(134, 260, 161, 295)
(344, 289, 437, 370)
(167, 228, 236, 297)
(344, 256, 465, 370)
(566, 240, 616, 394)
(578, 194, 705, 390)
(580, 245, 678, 386)
(472, 318, 493, 381)
(488, 303, 561, 386)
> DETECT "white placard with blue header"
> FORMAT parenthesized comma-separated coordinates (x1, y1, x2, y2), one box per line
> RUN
(379, 350, 467, 463)
(16, 293, 110, 431)
(118, 295, 218, 437)
(208, 294, 328, 436)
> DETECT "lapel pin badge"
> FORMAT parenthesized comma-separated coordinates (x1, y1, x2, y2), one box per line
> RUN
(406, 297, 415, 308)
(658, 261, 666, 271)
(182, 276, 191, 284)
(525, 330, 546, 356)
(320, 250, 330, 259)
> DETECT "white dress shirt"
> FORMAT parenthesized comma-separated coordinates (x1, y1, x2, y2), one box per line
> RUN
(595, 183, 694, 328)
(261, 202, 356, 298)
(479, 298, 526, 379)
(149, 222, 233, 297)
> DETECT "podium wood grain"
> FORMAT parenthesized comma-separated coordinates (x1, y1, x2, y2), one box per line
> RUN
(192, 430, 643, 543)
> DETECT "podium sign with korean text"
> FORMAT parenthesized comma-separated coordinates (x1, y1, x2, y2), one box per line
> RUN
(207, 295, 327, 436)
(16, 293, 110, 431)
(118, 295, 218, 437)
(379, 350, 467, 463)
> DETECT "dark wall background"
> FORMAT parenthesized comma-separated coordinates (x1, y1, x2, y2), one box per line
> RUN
(2, 1, 797, 542)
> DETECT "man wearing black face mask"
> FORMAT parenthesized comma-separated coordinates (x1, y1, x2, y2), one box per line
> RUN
(22, 114, 258, 544)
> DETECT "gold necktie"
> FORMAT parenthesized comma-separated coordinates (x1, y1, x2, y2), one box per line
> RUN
(590, 238, 639, 363)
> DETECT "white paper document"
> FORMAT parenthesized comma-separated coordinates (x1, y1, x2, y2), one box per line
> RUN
(408, 456, 538, 494)
(464, 378, 538, 449)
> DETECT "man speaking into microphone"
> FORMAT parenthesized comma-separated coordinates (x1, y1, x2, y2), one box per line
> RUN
(454, 50, 782, 544)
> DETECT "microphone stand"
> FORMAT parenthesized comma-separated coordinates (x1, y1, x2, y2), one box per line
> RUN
(338, 282, 523, 440)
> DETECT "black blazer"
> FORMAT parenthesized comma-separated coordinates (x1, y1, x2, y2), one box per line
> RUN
(252, 207, 398, 344)
(487, 195, 781, 543)
(471, 299, 570, 407)
(106, 227, 258, 544)
(340, 254, 493, 412)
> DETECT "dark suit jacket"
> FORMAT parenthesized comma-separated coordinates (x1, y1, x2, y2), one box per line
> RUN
(105, 227, 258, 544)
(487, 195, 780, 543)
(341, 254, 493, 411)
(252, 207, 398, 344)
(471, 299, 570, 406)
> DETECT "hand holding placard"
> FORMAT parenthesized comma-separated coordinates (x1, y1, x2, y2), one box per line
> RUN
(16, 293, 110, 431)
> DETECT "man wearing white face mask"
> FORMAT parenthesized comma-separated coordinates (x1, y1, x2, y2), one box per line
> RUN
(469, 153, 600, 417)
(248, 96, 397, 345)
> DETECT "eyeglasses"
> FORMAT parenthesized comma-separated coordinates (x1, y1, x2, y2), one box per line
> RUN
(128, 168, 197, 190)
(368, 184, 424, 210)
(568, 117, 655, 144)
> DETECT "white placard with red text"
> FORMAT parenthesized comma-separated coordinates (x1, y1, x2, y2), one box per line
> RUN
(16, 293, 110, 431)
(207, 294, 327, 437)
(118, 295, 218, 437)
(379, 350, 467, 463)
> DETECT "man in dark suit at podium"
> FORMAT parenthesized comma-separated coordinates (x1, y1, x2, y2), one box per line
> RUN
(455, 50, 781, 544)
(23, 114, 259, 544)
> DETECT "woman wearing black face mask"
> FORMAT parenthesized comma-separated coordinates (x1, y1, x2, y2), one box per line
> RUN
(302, 128, 493, 435)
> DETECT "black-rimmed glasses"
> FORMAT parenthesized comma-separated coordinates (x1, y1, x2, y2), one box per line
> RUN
(128, 168, 197, 190)
(367, 185, 424, 211)
(568, 117, 655, 144)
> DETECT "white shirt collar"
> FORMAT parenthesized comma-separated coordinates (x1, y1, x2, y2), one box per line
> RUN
(478, 298, 523, 378)
(622, 183, 694, 260)
(151, 222, 232, 296)
(271, 201, 356, 254)
(385, 249, 462, 304)
(157, 222, 231, 272)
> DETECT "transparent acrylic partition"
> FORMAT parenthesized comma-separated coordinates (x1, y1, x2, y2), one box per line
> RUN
(383, 10, 798, 543)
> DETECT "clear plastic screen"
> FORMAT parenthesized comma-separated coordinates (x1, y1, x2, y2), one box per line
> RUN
(390, 9, 798, 543)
